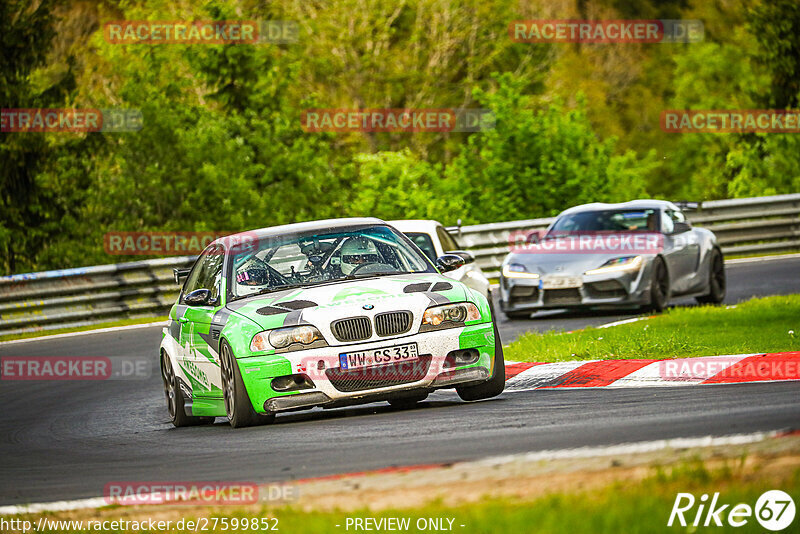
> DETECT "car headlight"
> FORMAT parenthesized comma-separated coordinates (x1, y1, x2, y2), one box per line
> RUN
(502, 263, 540, 279)
(422, 302, 481, 329)
(584, 256, 643, 275)
(250, 325, 324, 352)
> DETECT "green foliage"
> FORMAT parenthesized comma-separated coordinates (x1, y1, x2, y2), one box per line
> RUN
(446, 74, 653, 223)
(3, 0, 800, 274)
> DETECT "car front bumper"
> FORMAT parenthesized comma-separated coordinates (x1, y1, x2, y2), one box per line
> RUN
(237, 322, 496, 414)
(499, 262, 655, 313)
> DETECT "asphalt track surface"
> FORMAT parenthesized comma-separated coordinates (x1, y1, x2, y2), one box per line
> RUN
(1, 256, 799, 505)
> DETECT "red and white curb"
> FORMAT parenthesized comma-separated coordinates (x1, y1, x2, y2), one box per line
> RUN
(505, 351, 800, 390)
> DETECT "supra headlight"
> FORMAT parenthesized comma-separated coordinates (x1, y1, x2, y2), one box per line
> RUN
(502, 263, 540, 279)
(250, 325, 324, 352)
(422, 302, 481, 328)
(585, 256, 644, 275)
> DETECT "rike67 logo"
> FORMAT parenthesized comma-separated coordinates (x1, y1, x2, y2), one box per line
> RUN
(668, 490, 796, 531)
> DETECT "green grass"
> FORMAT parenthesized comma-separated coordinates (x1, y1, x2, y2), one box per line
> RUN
(0, 316, 168, 343)
(504, 294, 800, 363)
(17, 459, 798, 533)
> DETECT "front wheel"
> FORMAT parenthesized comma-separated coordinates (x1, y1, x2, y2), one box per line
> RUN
(220, 340, 275, 428)
(647, 257, 670, 312)
(161, 353, 214, 427)
(696, 249, 726, 305)
(456, 320, 505, 401)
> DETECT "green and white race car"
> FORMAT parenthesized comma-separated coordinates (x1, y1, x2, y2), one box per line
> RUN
(160, 218, 504, 428)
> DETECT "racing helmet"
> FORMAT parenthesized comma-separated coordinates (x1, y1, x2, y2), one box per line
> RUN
(235, 268, 269, 294)
(340, 237, 380, 275)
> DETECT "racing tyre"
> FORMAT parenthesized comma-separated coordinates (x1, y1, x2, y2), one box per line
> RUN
(387, 392, 429, 408)
(456, 319, 505, 401)
(696, 249, 726, 305)
(648, 257, 670, 313)
(161, 352, 214, 427)
(220, 340, 275, 428)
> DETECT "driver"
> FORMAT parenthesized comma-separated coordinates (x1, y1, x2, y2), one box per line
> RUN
(235, 268, 270, 295)
(340, 237, 381, 275)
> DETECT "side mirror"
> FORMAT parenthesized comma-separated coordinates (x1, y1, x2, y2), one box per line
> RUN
(174, 268, 191, 284)
(184, 288, 212, 306)
(436, 254, 465, 273)
(445, 250, 475, 264)
(671, 221, 691, 234)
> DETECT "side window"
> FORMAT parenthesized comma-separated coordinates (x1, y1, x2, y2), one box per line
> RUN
(660, 211, 674, 234)
(405, 233, 437, 262)
(670, 209, 686, 223)
(437, 227, 459, 252)
(183, 246, 224, 302)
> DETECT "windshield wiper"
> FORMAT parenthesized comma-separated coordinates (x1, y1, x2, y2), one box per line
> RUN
(345, 271, 413, 280)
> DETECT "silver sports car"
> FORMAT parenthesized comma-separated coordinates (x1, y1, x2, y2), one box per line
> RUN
(499, 200, 726, 319)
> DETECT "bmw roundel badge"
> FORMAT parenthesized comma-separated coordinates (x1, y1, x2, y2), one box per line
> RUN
(362, 304, 374, 310)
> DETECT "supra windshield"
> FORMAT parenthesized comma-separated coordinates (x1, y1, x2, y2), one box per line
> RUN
(228, 225, 435, 299)
(549, 209, 659, 234)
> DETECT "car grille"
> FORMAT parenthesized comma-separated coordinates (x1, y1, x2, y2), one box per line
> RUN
(325, 355, 432, 392)
(331, 317, 372, 342)
(543, 288, 582, 305)
(374, 311, 412, 337)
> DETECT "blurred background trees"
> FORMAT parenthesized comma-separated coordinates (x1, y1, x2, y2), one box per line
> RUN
(2, 0, 799, 273)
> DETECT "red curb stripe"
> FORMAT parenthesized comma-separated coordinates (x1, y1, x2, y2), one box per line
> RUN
(505, 362, 545, 381)
(703, 352, 800, 383)
(539, 359, 657, 388)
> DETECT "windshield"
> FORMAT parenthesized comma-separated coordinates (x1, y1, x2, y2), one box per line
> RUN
(228, 225, 435, 299)
(548, 209, 659, 234)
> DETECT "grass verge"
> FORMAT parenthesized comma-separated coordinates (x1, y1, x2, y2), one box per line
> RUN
(504, 294, 800, 362)
(0, 316, 168, 343)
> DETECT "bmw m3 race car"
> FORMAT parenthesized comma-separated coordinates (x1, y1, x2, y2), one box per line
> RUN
(160, 218, 504, 428)
(499, 200, 726, 319)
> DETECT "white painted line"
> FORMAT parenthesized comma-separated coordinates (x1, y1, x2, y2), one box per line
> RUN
(0, 321, 167, 346)
(725, 252, 800, 265)
(469, 430, 780, 467)
(595, 316, 650, 329)
(0, 497, 108, 515)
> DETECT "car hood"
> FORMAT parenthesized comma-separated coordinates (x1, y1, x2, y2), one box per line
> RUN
(226, 273, 470, 333)
(504, 252, 649, 277)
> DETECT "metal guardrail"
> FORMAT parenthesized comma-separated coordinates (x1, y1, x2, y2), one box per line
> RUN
(1, 194, 798, 337)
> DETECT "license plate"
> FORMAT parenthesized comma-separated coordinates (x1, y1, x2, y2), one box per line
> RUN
(540, 276, 583, 289)
(339, 343, 419, 370)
